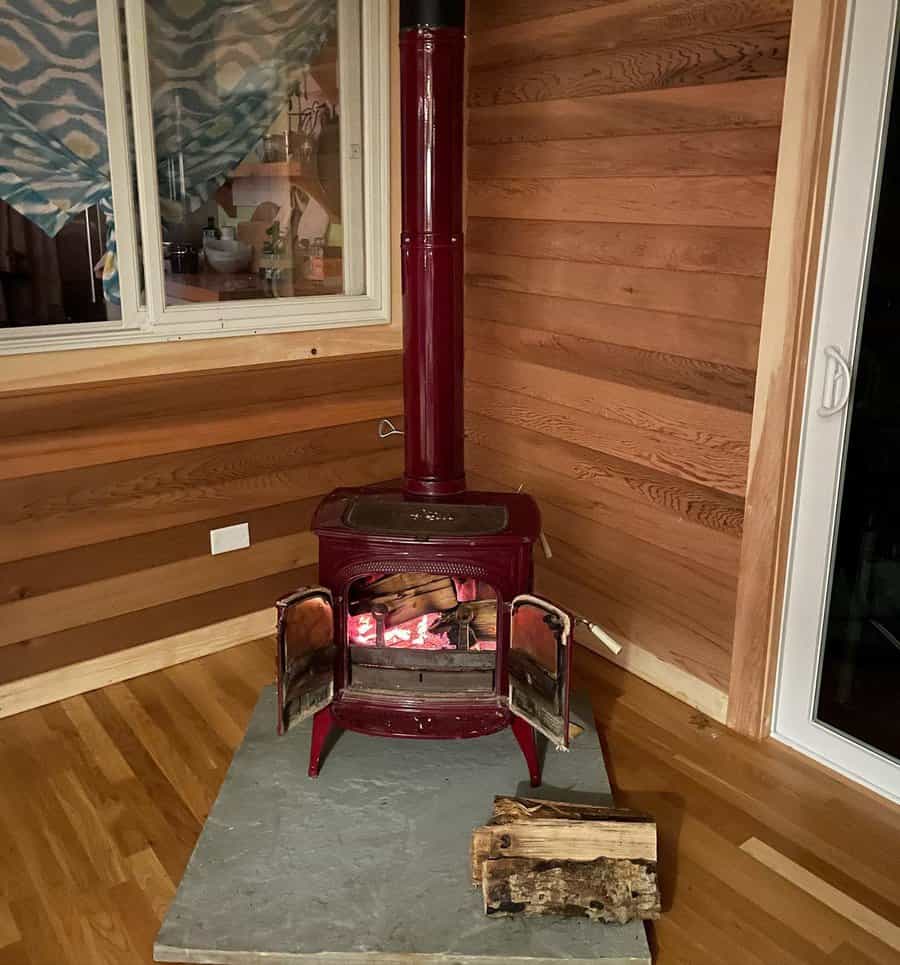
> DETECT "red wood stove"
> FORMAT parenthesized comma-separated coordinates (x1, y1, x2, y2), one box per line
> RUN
(275, 0, 574, 785)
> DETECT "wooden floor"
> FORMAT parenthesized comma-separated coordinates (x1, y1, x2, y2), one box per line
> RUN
(0, 642, 898, 964)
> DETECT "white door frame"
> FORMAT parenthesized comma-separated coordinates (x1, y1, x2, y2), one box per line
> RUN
(773, 0, 900, 804)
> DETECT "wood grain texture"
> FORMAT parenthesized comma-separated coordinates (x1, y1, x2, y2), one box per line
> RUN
(467, 249, 767, 325)
(468, 22, 791, 107)
(467, 218, 772, 277)
(468, 175, 777, 227)
(0, 354, 403, 688)
(468, 76, 787, 144)
(728, 0, 846, 737)
(6, 640, 898, 963)
(465, 0, 792, 712)
(469, 0, 792, 69)
(467, 127, 781, 179)
(465, 286, 762, 370)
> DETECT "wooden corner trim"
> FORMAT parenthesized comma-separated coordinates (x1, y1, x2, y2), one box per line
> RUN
(728, 0, 849, 738)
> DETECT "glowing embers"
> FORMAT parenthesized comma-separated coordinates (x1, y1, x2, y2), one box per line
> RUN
(347, 572, 498, 652)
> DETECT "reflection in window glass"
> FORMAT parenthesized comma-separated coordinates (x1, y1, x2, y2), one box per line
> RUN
(146, 0, 360, 306)
(0, 2, 122, 327)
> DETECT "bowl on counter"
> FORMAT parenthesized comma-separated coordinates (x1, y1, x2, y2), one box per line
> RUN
(204, 238, 252, 274)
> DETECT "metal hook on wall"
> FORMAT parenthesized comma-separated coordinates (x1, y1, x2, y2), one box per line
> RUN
(378, 418, 405, 439)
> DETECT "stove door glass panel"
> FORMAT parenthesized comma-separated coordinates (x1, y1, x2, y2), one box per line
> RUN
(509, 594, 572, 749)
(276, 586, 334, 732)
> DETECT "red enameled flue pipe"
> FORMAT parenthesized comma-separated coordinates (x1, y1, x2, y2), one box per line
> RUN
(399, 0, 466, 497)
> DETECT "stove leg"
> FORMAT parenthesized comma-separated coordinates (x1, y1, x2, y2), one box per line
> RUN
(511, 716, 541, 787)
(308, 705, 337, 778)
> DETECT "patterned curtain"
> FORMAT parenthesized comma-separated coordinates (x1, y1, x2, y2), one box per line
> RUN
(148, 0, 336, 213)
(0, 0, 335, 304)
(0, 0, 115, 295)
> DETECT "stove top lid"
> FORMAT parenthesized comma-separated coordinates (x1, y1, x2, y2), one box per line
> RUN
(342, 496, 508, 538)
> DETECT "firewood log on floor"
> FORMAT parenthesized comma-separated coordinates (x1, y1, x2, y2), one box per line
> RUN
(471, 796, 661, 924)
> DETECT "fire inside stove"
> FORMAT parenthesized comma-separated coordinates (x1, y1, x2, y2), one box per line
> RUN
(346, 572, 498, 695)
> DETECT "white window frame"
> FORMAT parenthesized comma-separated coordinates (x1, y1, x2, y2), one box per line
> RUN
(772, 0, 900, 805)
(0, 0, 391, 356)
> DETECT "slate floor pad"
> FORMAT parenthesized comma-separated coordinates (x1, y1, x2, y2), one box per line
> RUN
(155, 687, 652, 964)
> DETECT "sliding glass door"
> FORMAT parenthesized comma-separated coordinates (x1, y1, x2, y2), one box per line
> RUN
(774, 0, 900, 803)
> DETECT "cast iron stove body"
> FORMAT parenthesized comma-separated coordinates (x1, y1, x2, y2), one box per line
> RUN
(275, 0, 574, 784)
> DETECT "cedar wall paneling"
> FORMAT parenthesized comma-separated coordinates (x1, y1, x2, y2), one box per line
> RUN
(465, 0, 792, 703)
(0, 353, 403, 685)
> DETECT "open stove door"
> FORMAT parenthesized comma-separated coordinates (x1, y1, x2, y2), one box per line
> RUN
(508, 594, 573, 750)
(276, 586, 335, 734)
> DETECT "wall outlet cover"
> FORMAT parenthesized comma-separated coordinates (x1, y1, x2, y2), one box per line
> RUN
(210, 522, 250, 555)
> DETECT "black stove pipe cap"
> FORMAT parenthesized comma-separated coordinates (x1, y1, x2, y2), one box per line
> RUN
(400, 0, 465, 29)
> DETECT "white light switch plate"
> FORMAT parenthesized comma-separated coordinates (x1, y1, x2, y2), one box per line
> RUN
(210, 522, 250, 555)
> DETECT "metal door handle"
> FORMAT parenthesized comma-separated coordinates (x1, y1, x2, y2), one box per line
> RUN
(818, 344, 852, 417)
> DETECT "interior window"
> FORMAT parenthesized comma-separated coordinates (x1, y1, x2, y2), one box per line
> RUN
(0, 1, 117, 327)
(147, 0, 364, 306)
(0, 0, 384, 346)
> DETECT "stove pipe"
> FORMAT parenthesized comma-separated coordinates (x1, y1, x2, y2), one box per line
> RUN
(399, 0, 466, 497)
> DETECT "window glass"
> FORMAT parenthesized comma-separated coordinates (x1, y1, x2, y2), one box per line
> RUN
(145, 0, 363, 306)
(0, 1, 121, 327)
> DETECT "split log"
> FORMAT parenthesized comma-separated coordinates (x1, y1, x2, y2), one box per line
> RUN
(490, 796, 652, 825)
(428, 599, 498, 646)
(472, 796, 660, 923)
(348, 573, 458, 626)
(482, 857, 660, 923)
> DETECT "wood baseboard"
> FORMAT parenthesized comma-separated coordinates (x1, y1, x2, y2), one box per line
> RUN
(0, 608, 274, 719)
(0, 606, 728, 727)
(577, 635, 729, 725)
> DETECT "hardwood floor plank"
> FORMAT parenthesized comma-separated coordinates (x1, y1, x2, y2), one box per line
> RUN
(470, 0, 792, 69)
(741, 838, 900, 955)
(468, 76, 787, 144)
(10, 893, 79, 965)
(48, 770, 130, 889)
(0, 902, 18, 950)
(59, 695, 137, 785)
(128, 848, 175, 923)
(104, 683, 210, 825)
(468, 22, 791, 107)
(2, 642, 899, 964)
(467, 217, 771, 277)
(468, 175, 777, 228)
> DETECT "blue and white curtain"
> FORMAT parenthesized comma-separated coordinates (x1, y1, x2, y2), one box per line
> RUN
(148, 0, 335, 213)
(0, 0, 116, 296)
(0, 0, 335, 304)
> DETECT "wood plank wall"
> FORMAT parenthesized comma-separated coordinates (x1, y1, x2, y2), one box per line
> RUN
(0, 354, 403, 691)
(464, 0, 793, 711)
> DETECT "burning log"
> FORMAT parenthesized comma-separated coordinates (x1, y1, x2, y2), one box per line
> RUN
(471, 796, 660, 924)
(428, 599, 498, 648)
(348, 572, 458, 626)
